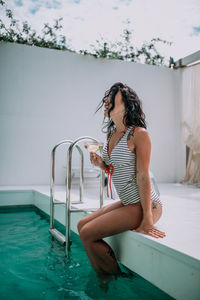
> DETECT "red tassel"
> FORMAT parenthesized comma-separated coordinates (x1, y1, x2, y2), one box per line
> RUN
(105, 164, 114, 199)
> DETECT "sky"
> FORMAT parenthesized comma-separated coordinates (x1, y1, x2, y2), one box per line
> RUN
(1, 0, 200, 63)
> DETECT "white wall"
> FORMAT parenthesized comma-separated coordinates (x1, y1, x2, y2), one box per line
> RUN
(0, 41, 185, 185)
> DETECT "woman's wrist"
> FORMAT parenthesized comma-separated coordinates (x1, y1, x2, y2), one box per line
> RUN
(143, 210, 153, 219)
(100, 161, 108, 171)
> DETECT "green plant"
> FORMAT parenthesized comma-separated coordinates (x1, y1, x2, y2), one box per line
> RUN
(82, 29, 172, 66)
(0, 0, 73, 52)
(0, 0, 173, 66)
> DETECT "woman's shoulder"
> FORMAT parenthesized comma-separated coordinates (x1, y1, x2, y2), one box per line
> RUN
(131, 126, 151, 147)
(129, 126, 147, 137)
(127, 126, 150, 153)
(128, 126, 149, 145)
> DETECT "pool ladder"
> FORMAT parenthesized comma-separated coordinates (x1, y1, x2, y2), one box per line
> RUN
(49, 137, 105, 256)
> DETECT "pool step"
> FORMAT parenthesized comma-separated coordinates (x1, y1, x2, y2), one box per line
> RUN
(49, 228, 72, 246)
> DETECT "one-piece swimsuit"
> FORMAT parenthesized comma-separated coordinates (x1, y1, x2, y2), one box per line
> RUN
(102, 125, 163, 207)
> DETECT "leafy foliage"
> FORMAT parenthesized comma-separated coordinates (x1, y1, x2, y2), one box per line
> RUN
(0, 0, 72, 51)
(84, 30, 172, 66)
(0, 0, 173, 66)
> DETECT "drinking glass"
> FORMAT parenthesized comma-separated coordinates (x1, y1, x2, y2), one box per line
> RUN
(84, 141, 104, 168)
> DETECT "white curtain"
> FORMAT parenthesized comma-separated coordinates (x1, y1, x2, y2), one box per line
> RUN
(179, 63, 200, 186)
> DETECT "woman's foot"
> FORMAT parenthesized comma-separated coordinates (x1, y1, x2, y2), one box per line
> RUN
(96, 269, 119, 292)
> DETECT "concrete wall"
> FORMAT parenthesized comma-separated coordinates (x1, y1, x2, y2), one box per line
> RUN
(0, 41, 185, 185)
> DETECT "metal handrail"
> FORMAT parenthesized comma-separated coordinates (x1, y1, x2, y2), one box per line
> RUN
(50, 140, 84, 229)
(65, 136, 105, 255)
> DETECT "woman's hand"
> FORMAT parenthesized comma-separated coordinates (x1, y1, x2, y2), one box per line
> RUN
(133, 215, 166, 238)
(90, 152, 106, 170)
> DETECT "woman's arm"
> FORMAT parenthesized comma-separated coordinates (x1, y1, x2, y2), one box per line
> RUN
(128, 128, 166, 238)
(100, 161, 109, 171)
(131, 128, 153, 216)
(135, 130, 152, 216)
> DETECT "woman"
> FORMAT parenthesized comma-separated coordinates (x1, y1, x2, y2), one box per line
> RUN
(77, 82, 166, 276)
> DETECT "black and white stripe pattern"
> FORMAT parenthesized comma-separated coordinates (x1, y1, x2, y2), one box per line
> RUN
(102, 126, 163, 207)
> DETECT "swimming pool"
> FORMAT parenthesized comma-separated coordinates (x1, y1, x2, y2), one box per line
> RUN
(0, 205, 173, 300)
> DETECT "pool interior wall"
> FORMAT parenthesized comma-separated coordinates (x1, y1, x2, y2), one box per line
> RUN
(0, 188, 199, 300)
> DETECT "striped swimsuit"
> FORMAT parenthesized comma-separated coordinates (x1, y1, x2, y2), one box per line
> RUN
(102, 125, 163, 207)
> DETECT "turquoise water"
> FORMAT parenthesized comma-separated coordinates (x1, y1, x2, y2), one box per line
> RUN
(0, 206, 174, 300)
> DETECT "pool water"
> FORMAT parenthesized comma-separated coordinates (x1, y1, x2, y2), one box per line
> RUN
(0, 206, 174, 300)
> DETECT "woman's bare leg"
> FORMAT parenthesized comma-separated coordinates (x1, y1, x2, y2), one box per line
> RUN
(77, 200, 123, 271)
(79, 201, 162, 274)
(77, 200, 123, 233)
(79, 202, 143, 274)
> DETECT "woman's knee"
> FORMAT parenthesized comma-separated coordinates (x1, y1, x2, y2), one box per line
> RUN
(77, 207, 106, 234)
(77, 218, 86, 234)
(79, 223, 93, 243)
(77, 212, 99, 234)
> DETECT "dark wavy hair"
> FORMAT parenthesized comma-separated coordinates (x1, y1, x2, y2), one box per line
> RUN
(95, 82, 147, 134)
